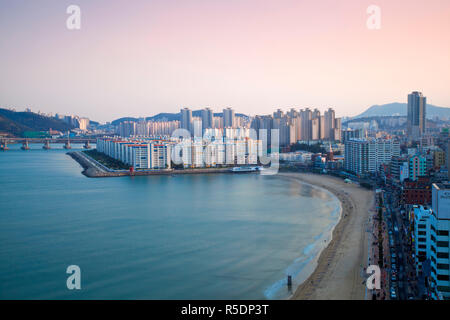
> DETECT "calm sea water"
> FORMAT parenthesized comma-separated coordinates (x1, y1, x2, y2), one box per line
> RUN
(0, 144, 340, 299)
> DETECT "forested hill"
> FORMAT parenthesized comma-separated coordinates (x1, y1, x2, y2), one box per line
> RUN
(0, 108, 74, 136)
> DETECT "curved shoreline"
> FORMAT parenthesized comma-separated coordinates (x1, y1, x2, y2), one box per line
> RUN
(285, 177, 343, 299)
(277, 172, 373, 300)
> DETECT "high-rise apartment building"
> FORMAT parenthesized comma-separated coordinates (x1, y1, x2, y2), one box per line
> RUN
(344, 139, 370, 175)
(368, 139, 400, 173)
(180, 108, 193, 135)
(201, 108, 214, 133)
(407, 91, 427, 140)
(324, 108, 335, 140)
(300, 108, 312, 141)
(119, 121, 136, 137)
(344, 138, 400, 175)
(223, 108, 235, 128)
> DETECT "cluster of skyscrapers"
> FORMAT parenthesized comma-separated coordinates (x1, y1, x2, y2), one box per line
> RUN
(119, 120, 180, 137)
(344, 91, 430, 177)
(251, 108, 342, 147)
(117, 107, 342, 149)
(180, 107, 246, 137)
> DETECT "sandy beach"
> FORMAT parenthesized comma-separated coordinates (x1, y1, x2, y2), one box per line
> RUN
(278, 172, 374, 300)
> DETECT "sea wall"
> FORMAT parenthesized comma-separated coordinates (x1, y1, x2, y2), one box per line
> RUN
(67, 151, 237, 178)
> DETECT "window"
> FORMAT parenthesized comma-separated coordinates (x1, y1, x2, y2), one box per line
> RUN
(418, 238, 426, 243)
(437, 241, 449, 248)
(418, 231, 426, 236)
(437, 264, 450, 270)
(437, 275, 450, 281)
(418, 224, 426, 229)
(418, 244, 426, 249)
(437, 252, 449, 259)
(438, 230, 449, 236)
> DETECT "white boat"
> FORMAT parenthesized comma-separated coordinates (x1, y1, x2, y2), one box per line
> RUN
(230, 166, 261, 173)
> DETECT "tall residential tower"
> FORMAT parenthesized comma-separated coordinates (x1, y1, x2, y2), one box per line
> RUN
(407, 91, 427, 140)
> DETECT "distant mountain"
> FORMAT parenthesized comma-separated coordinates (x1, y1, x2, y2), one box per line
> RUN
(0, 108, 74, 136)
(111, 110, 249, 126)
(354, 103, 450, 119)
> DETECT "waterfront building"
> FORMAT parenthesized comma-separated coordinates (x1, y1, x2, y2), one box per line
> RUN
(192, 117, 203, 138)
(98, 134, 264, 169)
(96, 138, 172, 169)
(236, 140, 246, 165)
(180, 140, 192, 168)
(191, 140, 204, 168)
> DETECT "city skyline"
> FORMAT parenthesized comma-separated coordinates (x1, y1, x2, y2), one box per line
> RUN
(1, 0, 450, 122)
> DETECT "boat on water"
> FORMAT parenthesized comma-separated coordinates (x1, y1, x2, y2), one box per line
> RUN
(230, 166, 263, 173)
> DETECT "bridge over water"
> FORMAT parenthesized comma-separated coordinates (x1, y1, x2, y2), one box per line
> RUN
(0, 137, 97, 151)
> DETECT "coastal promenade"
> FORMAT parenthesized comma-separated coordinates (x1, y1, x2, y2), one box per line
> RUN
(279, 173, 374, 300)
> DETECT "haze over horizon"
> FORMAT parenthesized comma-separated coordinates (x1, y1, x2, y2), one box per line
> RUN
(1, 0, 450, 123)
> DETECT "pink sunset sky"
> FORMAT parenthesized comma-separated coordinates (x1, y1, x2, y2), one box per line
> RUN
(0, 0, 449, 122)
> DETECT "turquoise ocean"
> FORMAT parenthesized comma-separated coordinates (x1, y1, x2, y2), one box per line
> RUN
(0, 144, 340, 299)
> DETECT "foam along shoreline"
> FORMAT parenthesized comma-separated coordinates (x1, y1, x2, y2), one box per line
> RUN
(67, 151, 242, 178)
(263, 179, 341, 300)
(277, 173, 373, 300)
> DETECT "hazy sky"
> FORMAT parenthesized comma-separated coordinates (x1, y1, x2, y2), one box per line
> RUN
(1, 0, 449, 122)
